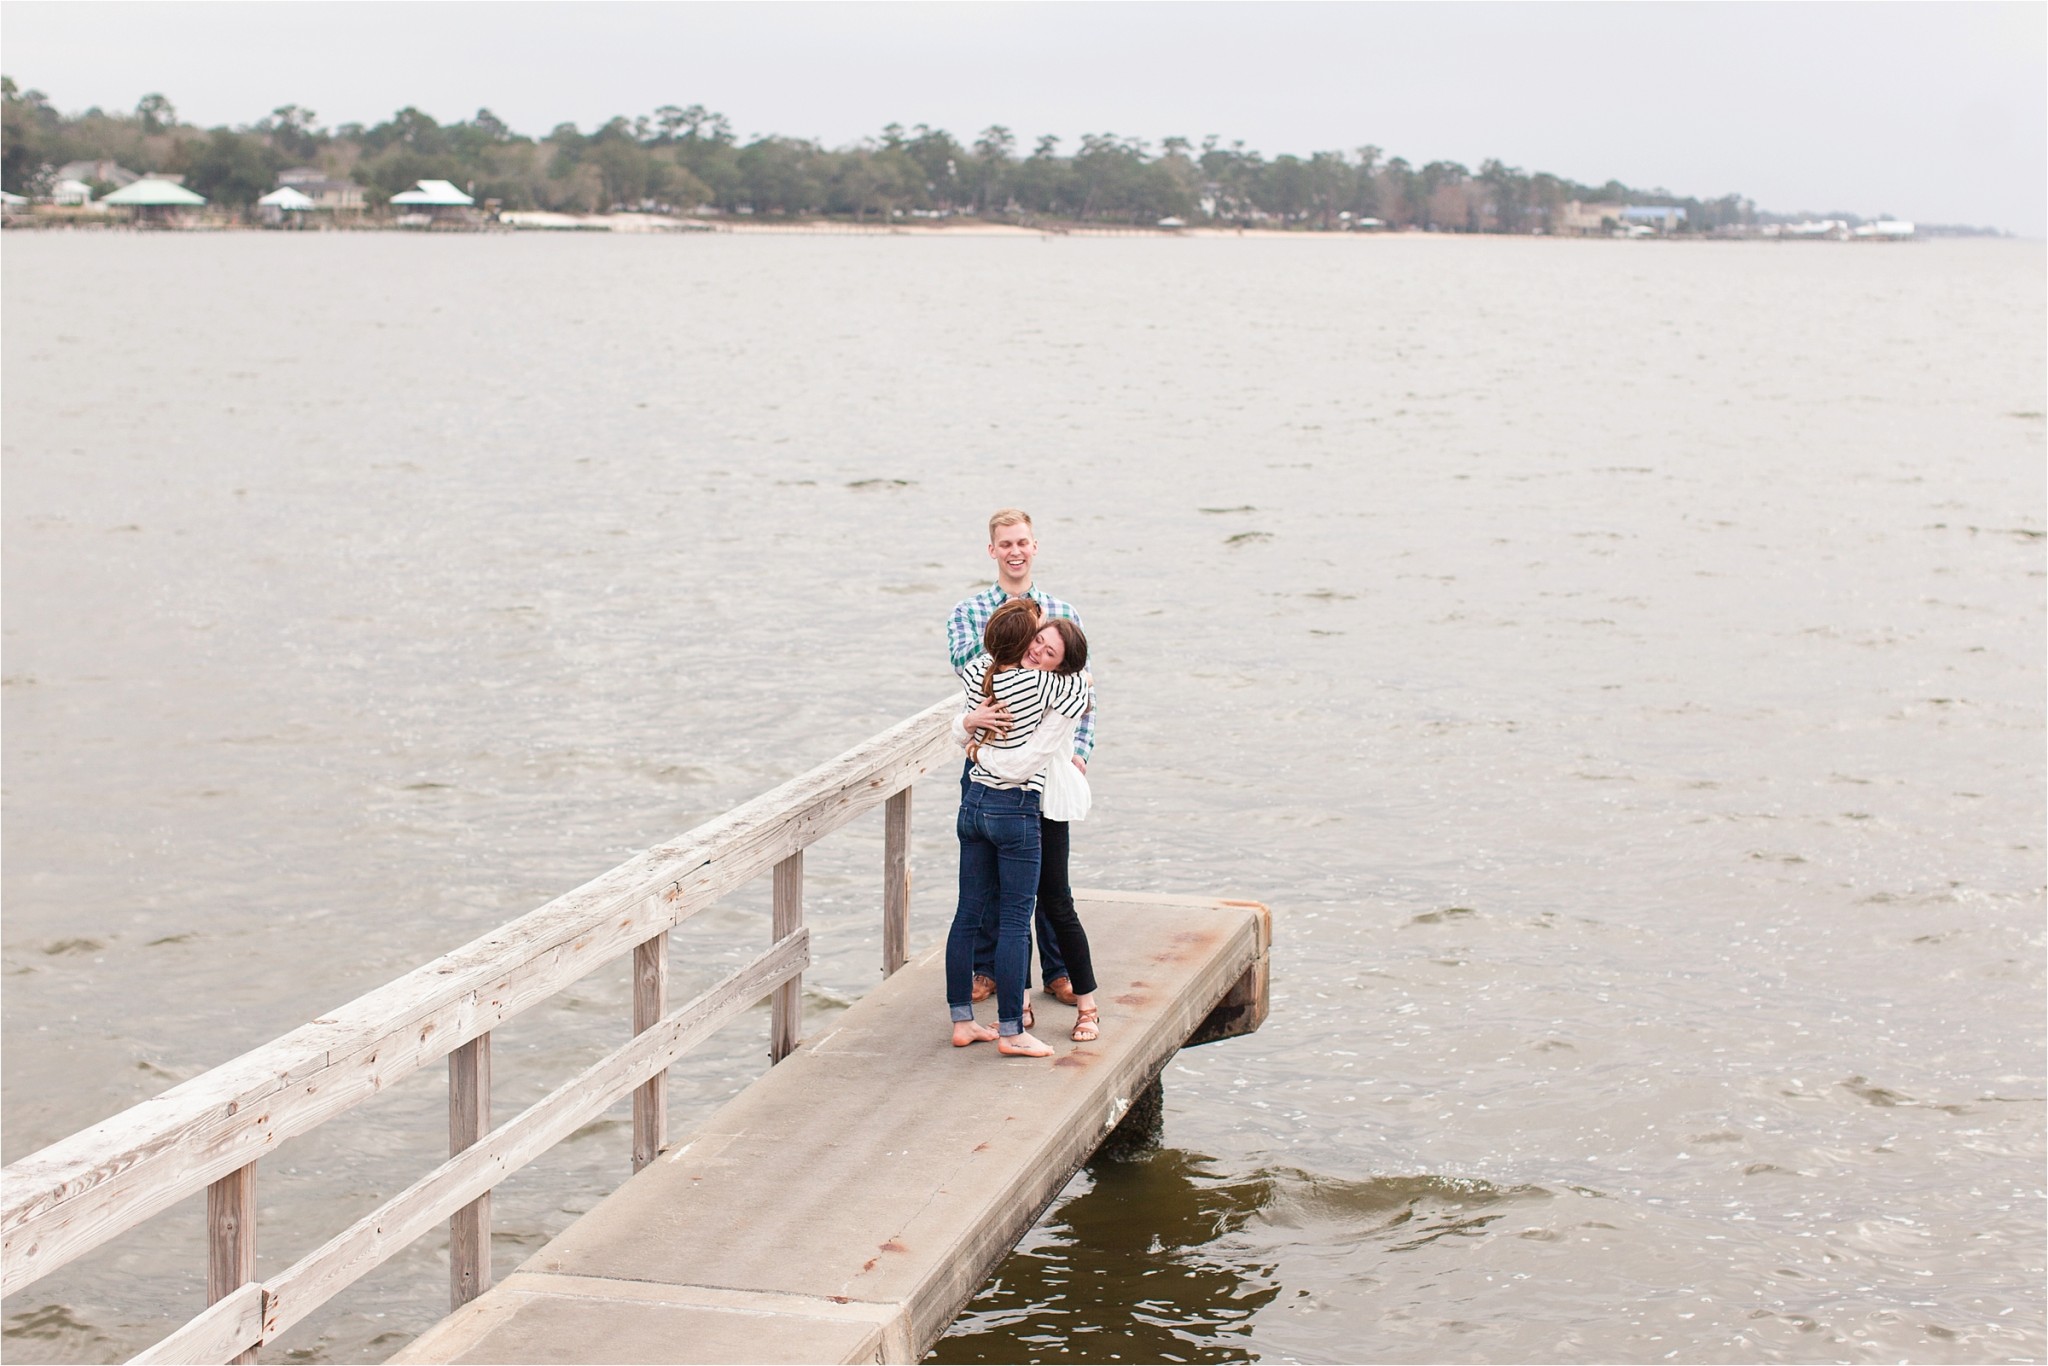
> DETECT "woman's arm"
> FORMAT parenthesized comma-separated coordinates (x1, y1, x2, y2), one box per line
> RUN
(970, 710, 1079, 784)
(958, 653, 990, 699)
(1040, 668, 1094, 718)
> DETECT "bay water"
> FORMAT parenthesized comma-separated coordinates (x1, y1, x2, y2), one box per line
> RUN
(3, 229, 2041, 1364)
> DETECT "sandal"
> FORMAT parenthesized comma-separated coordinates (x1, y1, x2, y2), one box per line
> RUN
(1071, 1006, 1099, 1043)
(1021, 1003, 1034, 1031)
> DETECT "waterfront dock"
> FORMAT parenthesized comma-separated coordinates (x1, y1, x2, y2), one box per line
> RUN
(394, 890, 1269, 1365)
(1, 700, 1268, 1365)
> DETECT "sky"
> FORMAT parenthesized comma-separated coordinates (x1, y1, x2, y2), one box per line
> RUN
(4, 1, 2043, 233)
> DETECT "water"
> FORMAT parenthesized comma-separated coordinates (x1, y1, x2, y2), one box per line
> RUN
(3, 230, 2041, 1364)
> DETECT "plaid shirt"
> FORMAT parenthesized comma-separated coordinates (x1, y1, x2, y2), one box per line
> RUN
(947, 583, 1096, 762)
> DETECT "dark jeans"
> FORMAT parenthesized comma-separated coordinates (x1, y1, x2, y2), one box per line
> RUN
(946, 781, 1042, 1036)
(963, 759, 1071, 986)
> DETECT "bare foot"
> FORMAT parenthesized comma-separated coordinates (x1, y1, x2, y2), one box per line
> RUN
(997, 1031, 1055, 1058)
(952, 1021, 999, 1048)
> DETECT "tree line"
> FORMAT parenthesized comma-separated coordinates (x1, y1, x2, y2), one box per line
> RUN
(2, 79, 1757, 231)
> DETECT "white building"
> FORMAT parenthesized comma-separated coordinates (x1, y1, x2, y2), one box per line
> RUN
(53, 159, 140, 190)
(277, 167, 367, 213)
(1620, 205, 1687, 232)
(389, 179, 475, 207)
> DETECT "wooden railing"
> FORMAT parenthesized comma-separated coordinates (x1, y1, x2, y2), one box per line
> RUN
(1, 698, 959, 1365)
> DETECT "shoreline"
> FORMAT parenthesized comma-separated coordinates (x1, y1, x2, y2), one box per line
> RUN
(0, 213, 1959, 243)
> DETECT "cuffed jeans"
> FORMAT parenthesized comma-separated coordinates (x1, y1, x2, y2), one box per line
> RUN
(962, 759, 1069, 986)
(947, 781, 1042, 1036)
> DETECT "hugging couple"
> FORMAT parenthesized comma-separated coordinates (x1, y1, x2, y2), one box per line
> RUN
(943, 509, 1101, 1059)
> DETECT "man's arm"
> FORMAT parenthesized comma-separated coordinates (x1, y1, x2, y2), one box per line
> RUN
(946, 594, 987, 671)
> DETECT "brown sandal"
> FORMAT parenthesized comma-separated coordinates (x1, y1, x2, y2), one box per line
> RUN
(1071, 1006, 1099, 1043)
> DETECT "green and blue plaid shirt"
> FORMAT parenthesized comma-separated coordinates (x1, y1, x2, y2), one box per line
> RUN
(947, 583, 1096, 762)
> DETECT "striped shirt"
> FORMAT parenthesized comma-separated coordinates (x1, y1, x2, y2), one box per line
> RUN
(946, 583, 1096, 762)
(958, 655, 1093, 793)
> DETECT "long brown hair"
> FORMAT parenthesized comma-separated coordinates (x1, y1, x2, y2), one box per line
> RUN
(1042, 617, 1087, 675)
(968, 599, 1042, 759)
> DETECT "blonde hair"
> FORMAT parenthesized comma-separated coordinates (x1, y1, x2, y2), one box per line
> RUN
(987, 508, 1034, 541)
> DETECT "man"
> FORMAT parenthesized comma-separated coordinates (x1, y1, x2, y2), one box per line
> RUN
(946, 509, 1094, 1007)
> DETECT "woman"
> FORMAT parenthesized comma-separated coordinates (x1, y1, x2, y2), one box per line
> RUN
(947, 600, 1092, 1057)
(957, 615, 1100, 1042)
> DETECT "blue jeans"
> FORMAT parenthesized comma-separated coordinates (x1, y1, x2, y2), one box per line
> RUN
(961, 759, 1069, 986)
(948, 781, 1043, 1036)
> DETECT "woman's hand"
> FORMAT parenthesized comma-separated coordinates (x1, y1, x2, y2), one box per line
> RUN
(963, 699, 1012, 737)
(1071, 757, 1087, 775)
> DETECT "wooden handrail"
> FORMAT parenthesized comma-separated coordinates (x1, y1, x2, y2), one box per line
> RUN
(3, 696, 958, 1361)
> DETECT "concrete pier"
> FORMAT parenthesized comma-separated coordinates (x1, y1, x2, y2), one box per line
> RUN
(393, 890, 1270, 1365)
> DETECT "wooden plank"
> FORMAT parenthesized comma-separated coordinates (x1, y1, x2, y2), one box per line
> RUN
(882, 788, 912, 977)
(770, 855, 803, 1063)
(448, 1035, 491, 1311)
(206, 1164, 257, 1364)
(258, 930, 809, 1345)
(127, 1281, 264, 1366)
(1, 699, 954, 1297)
(130, 925, 798, 1359)
(631, 933, 669, 1172)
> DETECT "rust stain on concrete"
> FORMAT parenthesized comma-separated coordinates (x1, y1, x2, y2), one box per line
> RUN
(1149, 929, 1220, 966)
(879, 1239, 908, 1254)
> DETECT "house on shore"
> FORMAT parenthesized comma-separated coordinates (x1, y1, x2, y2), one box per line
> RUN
(277, 167, 367, 215)
(100, 178, 207, 224)
(49, 178, 98, 207)
(256, 185, 316, 227)
(1558, 201, 1687, 236)
(53, 160, 141, 192)
(1620, 205, 1687, 234)
(1557, 200, 1624, 235)
(388, 178, 479, 225)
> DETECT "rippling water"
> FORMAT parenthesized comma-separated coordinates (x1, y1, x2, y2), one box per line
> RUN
(3, 231, 2042, 1364)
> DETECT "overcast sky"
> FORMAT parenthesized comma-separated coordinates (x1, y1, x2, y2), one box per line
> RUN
(5, 1, 2042, 233)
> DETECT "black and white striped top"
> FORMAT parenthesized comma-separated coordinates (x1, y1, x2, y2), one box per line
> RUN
(957, 655, 1093, 793)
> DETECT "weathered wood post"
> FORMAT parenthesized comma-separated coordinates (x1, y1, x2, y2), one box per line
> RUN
(448, 1034, 490, 1310)
(207, 1163, 258, 1364)
(771, 853, 803, 1062)
(632, 932, 669, 1171)
(882, 787, 912, 977)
